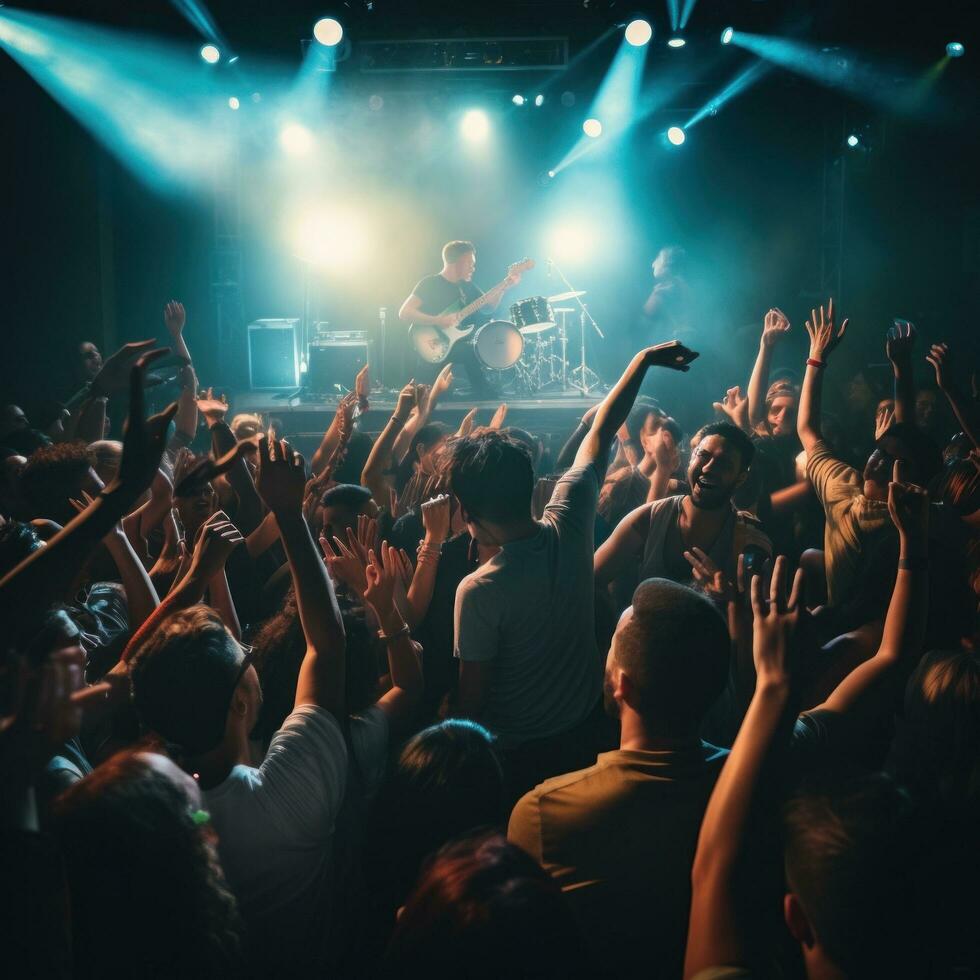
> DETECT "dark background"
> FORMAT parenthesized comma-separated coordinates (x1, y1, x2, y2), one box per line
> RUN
(1, 0, 977, 422)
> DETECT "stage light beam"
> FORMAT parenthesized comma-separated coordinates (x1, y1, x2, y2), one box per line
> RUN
(667, 126, 686, 145)
(624, 20, 652, 47)
(313, 17, 343, 47)
(200, 43, 220, 63)
(721, 27, 734, 45)
(946, 41, 964, 58)
(583, 118, 602, 138)
(292, 206, 368, 272)
(460, 109, 490, 143)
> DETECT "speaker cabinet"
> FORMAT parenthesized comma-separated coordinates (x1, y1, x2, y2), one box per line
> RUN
(247, 320, 300, 390)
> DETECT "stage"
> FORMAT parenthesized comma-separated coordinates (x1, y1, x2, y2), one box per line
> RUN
(231, 389, 605, 455)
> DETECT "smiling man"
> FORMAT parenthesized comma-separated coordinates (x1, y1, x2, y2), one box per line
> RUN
(595, 422, 771, 601)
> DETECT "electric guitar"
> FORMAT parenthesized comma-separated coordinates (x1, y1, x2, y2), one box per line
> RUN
(410, 258, 534, 364)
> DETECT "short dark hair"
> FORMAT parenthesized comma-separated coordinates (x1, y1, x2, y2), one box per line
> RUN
(692, 421, 755, 471)
(319, 483, 374, 511)
(129, 606, 243, 754)
(18, 441, 95, 522)
(783, 774, 921, 977)
(442, 240, 476, 264)
(614, 578, 729, 732)
(446, 432, 534, 524)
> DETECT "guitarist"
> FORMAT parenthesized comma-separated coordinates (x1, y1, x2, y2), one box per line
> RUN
(398, 240, 517, 398)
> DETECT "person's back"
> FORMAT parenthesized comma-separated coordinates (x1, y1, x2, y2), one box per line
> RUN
(509, 577, 731, 977)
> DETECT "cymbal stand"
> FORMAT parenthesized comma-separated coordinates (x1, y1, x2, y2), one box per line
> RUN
(549, 258, 603, 395)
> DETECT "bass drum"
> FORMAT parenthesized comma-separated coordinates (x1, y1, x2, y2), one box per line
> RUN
(473, 320, 525, 370)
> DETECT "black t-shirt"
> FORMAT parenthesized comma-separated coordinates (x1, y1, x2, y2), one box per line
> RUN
(412, 274, 485, 324)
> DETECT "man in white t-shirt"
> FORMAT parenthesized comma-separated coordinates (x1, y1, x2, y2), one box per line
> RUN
(449, 341, 699, 795)
(131, 436, 348, 973)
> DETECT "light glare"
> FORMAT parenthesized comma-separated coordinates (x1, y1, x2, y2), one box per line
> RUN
(582, 117, 602, 138)
(721, 27, 734, 45)
(946, 41, 964, 58)
(228, 96, 240, 110)
(292, 207, 367, 271)
(200, 44, 220, 64)
(534, 94, 545, 107)
(512, 94, 526, 106)
(280, 123, 314, 155)
(667, 38, 686, 48)
(846, 134, 860, 147)
(667, 126, 686, 145)
(624, 19, 653, 47)
(461, 109, 490, 142)
(313, 17, 343, 47)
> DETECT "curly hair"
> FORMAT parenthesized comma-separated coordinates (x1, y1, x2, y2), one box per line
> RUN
(55, 749, 243, 977)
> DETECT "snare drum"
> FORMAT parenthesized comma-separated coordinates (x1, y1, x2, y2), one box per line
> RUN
(509, 296, 554, 334)
(473, 320, 524, 370)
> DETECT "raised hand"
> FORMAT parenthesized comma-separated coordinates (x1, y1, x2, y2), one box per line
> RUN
(642, 340, 699, 372)
(750, 555, 805, 690)
(874, 403, 896, 442)
(115, 351, 178, 499)
(421, 493, 452, 543)
(354, 363, 370, 403)
(395, 381, 417, 424)
(362, 543, 401, 615)
(255, 435, 306, 515)
(925, 342, 951, 391)
(886, 461, 929, 546)
(320, 530, 369, 598)
(652, 427, 680, 473)
(90, 339, 160, 396)
(804, 298, 849, 363)
(761, 308, 791, 348)
(163, 300, 186, 339)
(885, 320, 916, 370)
(173, 440, 257, 499)
(684, 546, 734, 602)
(456, 406, 478, 438)
(713, 386, 750, 432)
(431, 363, 454, 401)
(414, 383, 432, 418)
(489, 403, 508, 430)
(187, 511, 244, 581)
(196, 387, 229, 423)
(356, 512, 379, 558)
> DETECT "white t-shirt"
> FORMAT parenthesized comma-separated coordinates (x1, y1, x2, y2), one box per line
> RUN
(454, 463, 601, 749)
(204, 704, 348, 947)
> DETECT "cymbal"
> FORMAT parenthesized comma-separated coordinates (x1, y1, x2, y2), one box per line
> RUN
(519, 322, 555, 335)
(552, 307, 575, 313)
(547, 290, 586, 302)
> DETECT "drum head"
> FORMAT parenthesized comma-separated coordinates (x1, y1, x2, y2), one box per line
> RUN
(474, 320, 524, 370)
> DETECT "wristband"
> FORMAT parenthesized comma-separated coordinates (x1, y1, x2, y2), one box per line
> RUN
(898, 556, 929, 571)
(417, 542, 442, 562)
(377, 622, 411, 642)
(389, 415, 405, 430)
(806, 358, 826, 370)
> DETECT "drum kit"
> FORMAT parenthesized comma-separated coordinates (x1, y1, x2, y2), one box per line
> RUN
(470, 289, 602, 395)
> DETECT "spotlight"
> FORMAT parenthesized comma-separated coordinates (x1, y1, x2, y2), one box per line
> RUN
(280, 123, 314, 155)
(534, 94, 545, 107)
(460, 109, 490, 143)
(721, 27, 734, 45)
(228, 96, 240, 110)
(547, 169, 556, 178)
(368, 94, 384, 111)
(583, 118, 602, 138)
(292, 207, 367, 271)
(313, 17, 343, 47)
(667, 38, 686, 48)
(624, 19, 653, 47)
(512, 94, 526, 106)
(547, 223, 593, 263)
(946, 41, 965, 58)
(667, 126, 686, 146)
(200, 44, 221, 64)
(846, 134, 860, 148)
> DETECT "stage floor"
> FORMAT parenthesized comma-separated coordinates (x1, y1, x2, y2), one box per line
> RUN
(232, 388, 604, 445)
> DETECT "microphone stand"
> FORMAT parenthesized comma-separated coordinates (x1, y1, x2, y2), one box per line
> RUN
(548, 258, 603, 396)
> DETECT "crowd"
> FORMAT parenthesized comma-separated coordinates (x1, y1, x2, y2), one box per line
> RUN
(1, 296, 978, 979)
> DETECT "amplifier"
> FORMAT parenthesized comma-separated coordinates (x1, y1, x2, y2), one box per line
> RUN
(248, 319, 300, 390)
(308, 340, 368, 393)
(313, 330, 368, 344)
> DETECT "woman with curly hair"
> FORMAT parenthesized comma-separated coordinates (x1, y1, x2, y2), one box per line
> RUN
(54, 749, 243, 979)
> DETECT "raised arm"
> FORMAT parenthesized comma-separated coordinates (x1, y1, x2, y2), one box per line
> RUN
(361, 382, 416, 507)
(798, 299, 849, 453)
(576, 341, 698, 475)
(685, 558, 803, 978)
(164, 302, 198, 441)
(404, 494, 451, 629)
(747, 308, 791, 429)
(885, 320, 916, 425)
(255, 435, 346, 721)
(364, 543, 424, 732)
(814, 465, 929, 721)
(927, 342, 980, 449)
(555, 404, 601, 471)
(312, 393, 356, 476)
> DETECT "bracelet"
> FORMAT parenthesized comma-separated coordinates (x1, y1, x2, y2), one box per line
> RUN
(417, 542, 443, 562)
(898, 556, 929, 571)
(389, 415, 405, 430)
(377, 622, 411, 642)
(806, 358, 826, 370)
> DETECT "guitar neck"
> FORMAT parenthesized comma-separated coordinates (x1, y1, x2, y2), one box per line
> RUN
(456, 276, 508, 321)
